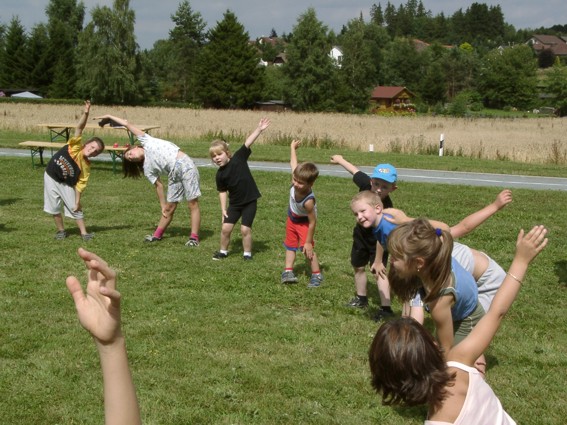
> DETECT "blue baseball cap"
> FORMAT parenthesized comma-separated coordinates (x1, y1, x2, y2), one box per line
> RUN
(371, 164, 397, 183)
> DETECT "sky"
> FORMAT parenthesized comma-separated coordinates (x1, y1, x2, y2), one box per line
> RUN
(3, 0, 566, 49)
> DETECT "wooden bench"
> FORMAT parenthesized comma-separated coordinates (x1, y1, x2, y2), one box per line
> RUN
(20, 141, 129, 174)
(19, 141, 66, 168)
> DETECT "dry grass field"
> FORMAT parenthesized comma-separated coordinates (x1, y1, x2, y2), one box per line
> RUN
(2, 103, 566, 163)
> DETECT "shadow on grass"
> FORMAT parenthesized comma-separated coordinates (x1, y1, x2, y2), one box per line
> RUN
(0, 197, 21, 206)
(64, 223, 134, 236)
(392, 404, 428, 422)
(167, 226, 215, 242)
(553, 260, 567, 286)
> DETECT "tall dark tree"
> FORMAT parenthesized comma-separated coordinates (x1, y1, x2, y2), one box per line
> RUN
(335, 18, 385, 112)
(442, 43, 480, 100)
(283, 8, 336, 111)
(76, 0, 140, 103)
(195, 10, 263, 108)
(381, 37, 426, 90)
(45, 0, 85, 98)
(168, 0, 206, 102)
(27, 24, 51, 94)
(0, 18, 30, 88)
(370, 3, 384, 26)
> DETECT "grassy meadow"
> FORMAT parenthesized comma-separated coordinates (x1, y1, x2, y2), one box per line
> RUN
(2, 102, 567, 168)
(1, 152, 566, 424)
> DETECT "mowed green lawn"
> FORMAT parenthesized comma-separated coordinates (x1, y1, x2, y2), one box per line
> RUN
(1, 156, 566, 424)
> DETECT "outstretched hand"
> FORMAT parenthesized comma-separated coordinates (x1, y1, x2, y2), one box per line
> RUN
(515, 225, 548, 265)
(258, 117, 271, 131)
(66, 248, 122, 345)
(495, 189, 513, 209)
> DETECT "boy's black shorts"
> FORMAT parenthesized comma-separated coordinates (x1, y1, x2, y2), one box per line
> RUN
(350, 224, 388, 268)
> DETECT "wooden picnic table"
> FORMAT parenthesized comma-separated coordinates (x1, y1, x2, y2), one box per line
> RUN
(26, 122, 160, 173)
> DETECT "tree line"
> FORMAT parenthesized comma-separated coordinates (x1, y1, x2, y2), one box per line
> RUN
(1, 0, 566, 115)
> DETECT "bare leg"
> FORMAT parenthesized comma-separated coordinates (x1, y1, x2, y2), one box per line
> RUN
(309, 252, 321, 273)
(188, 199, 200, 236)
(76, 218, 88, 235)
(220, 222, 235, 251)
(354, 266, 368, 296)
(241, 225, 252, 253)
(157, 202, 178, 231)
(376, 275, 391, 307)
(284, 249, 296, 269)
(53, 213, 65, 232)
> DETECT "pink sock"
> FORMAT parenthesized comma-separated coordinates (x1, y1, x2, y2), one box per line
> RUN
(154, 227, 165, 239)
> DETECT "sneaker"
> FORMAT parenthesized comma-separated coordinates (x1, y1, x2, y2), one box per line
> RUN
(345, 295, 368, 308)
(144, 235, 162, 242)
(212, 251, 228, 260)
(185, 238, 199, 247)
(54, 230, 67, 240)
(243, 255, 253, 261)
(81, 233, 95, 241)
(308, 274, 323, 288)
(281, 271, 298, 284)
(372, 309, 395, 322)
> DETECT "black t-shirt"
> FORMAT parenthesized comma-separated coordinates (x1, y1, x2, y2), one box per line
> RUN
(352, 171, 393, 208)
(45, 145, 81, 187)
(215, 145, 261, 207)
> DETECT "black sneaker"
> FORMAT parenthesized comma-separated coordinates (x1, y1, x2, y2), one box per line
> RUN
(81, 233, 95, 241)
(212, 251, 228, 260)
(372, 309, 395, 322)
(144, 235, 162, 242)
(345, 295, 368, 308)
(243, 255, 253, 261)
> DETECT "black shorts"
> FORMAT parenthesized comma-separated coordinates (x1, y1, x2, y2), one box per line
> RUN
(350, 224, 388, 268)
(224, 200, 258, 228)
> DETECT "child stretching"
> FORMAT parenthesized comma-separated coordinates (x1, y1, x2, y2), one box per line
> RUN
(44, 100, 104, 240)
(350, 190, 448, 321)
(385, 189, 513, 315)
(369, 225, 547, 424)
(95, 114, 201, 246)
(66, 248, 141, 425)
(331, 155, 397, 320)
(209, 118, 270, 260)
(386, 219, 484, 359)
(281, 140, 322, 287)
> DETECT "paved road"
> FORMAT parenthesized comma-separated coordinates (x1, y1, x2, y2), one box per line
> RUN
(3, 148, 567, 191)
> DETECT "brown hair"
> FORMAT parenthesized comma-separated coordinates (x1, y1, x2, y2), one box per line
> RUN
(85, 136, 105, 152)
(369, 318, 455, 410)
(122, 146, 144, 179)
(387, 218, 453, 303)
(209, 139, 231, 158)
(350, 190, 383, 209)
(293, 162, 319, 185)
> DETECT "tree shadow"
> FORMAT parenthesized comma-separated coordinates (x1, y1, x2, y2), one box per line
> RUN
(0, 198, 21, 206)
(553, 260, 567, 286)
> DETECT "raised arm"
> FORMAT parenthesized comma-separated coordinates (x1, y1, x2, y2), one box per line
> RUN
(330, 155, 360, 175)
(451, 225, 548, 365)
(93, 114, 144, 137)
(290, 139, 301, 172)
(450, 189, 513, 239)
(244, 117, 271, 148)
(75, 100, 91, 137)
(66, 248, 141, 425)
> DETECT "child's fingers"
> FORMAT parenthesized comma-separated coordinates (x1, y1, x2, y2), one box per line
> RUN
(66, 276, 86, 305)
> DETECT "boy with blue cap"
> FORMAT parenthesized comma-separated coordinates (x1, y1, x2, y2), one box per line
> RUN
(330, 155, 398, 321)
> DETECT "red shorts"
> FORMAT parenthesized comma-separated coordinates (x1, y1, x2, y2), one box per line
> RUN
(283, 217, 315, 251)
